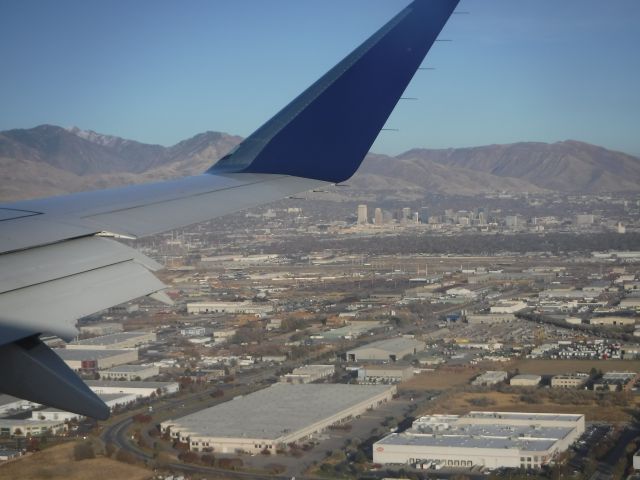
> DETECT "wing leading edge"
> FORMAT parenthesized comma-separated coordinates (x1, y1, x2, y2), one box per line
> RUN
(0, 0, 460, 419)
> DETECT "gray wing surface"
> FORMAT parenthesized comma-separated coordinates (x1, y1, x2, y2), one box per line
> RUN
(0, 0, 460, 419)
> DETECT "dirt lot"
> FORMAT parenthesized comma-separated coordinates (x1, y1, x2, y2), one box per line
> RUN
(0, 442, 151, 480)
(421, 390, 639, 422)
(512, 359, 640, 375)
(399, 367, 479, 391)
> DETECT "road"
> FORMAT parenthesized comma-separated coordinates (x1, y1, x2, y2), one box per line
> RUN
(589, 424, 640, 480)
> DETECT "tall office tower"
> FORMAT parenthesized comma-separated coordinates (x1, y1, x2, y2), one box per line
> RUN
(374, 208, 383, 225)
(419, 207, 430, 224)
(412, 212, 419, 224)
(357, 204, 368, 225)
(402, 207, 411, 221)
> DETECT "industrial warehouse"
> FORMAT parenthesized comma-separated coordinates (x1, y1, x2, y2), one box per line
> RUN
(373, 412, 584, 470)
(161, 384, 395, 454)
(66, 331, 156, 349)
(346, 337, 425, 362)
(53, 348, 138, 370)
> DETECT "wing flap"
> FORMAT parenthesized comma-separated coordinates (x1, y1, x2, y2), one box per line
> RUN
(0, 237, 167, 345)
(0, 236, 162, 294)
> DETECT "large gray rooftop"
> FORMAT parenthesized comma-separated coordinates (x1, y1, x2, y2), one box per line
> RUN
(53, 349, 132, 360)
(413, 422, 574, 442)
(165, 384, 392, 441)
(69, 331, 151, 346)
(104, 364, 154, 372)
(377, 432, 558, 452)
(86, 380, 177, 389)
(467, 411, 584, 422)
(349, 337, 423, 353)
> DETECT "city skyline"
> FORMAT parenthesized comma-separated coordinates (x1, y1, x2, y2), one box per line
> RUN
(1, 0, 639, 156)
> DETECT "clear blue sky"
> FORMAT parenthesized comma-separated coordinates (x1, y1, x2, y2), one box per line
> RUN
(1, 0, 639, 156)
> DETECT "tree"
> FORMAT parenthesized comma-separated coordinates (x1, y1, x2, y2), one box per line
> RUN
(73, 442, 95, 461)
(353, 450, 368, 464)
(105, 442, 117, 458)
(177, 451, 199, 463)
(115, 449, 136, 464)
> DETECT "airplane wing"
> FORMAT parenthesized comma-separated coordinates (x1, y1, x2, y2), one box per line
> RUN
(0, 0, 460, 419)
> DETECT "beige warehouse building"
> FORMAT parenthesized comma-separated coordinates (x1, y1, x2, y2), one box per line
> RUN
(161, 384, 395, 454)
(510, 374, 542, 387)
(346, 337, 425, 362)
(100, 364, 159, 381)
(359, 365, 414, 384)
(551, 374, 588, 389)
(280, 364, 335, 384)
(53, 348, 138, 370)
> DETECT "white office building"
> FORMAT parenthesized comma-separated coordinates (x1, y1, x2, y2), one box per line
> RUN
(374, 412, 584, 470)
(280, 365, 335, 384)
(187, 301, 273, 316)
(100, 364, 159, 381)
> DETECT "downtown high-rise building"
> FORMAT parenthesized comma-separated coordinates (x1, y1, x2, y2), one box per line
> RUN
(357, 204, 368, 225)
(374, 208, 383, 225)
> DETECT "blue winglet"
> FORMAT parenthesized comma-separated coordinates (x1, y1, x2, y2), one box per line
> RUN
(208, 0, 460, 183)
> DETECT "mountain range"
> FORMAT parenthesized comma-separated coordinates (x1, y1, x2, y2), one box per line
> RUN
(0, 124, 639, 202)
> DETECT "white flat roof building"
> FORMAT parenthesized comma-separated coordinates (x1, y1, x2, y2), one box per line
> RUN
(86, 380, 179, 397)
(280, 365, 335, 384)
(510, 374, 542, 386)
(162, 384, 395, 454)
(187, 301, 273, 316)
(0, 419, 67, 437)
(31, 393, 138, 422)
(67, 331, 156, 350)
(374, 412, 584, 470)
(490, 300, 527, 314)
(471, 371, 508, 386)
